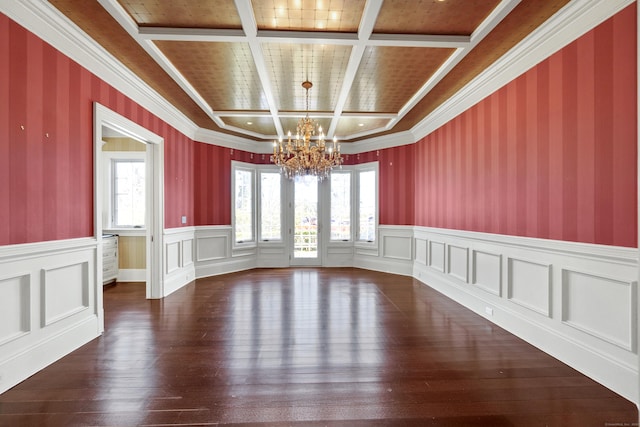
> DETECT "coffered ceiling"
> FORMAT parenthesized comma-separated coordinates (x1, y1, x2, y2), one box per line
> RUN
(47, 0, 571, 145)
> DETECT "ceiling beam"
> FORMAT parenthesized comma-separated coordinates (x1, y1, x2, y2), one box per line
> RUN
(368, 33, 470, 48)
(137, 26, 469, 49)
(233, 0, 284, 137)
(327, 0, 384, 140)
(138, 27, 246, 42)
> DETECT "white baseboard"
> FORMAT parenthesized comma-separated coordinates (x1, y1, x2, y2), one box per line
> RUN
(117, 268, 145, 282)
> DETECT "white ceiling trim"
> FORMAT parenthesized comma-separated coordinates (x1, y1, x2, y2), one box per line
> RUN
(326, 0, 384, 139)
(234, 0, 284, 137)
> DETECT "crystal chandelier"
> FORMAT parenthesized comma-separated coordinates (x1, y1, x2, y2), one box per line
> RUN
(271, 81, 343, 181)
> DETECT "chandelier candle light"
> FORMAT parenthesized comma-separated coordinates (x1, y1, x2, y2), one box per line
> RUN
(271, 81, 343, 181)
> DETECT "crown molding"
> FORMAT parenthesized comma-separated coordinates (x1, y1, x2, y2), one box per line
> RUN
(194, 128, 265, 153)
(342, 131, 415, 154)
(1, 0, 200, 140)
(411, 0, 634, 142)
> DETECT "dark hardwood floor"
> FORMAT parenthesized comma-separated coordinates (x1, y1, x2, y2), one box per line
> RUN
(0, 268, 637, 426)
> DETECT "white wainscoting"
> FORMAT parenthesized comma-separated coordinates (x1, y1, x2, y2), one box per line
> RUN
(163, 227, 196, 297)
(353, 225, 413, 276)
(195, 226, 256, 278)
(0, 238, 101, 394)
(412, 226, 638, 403)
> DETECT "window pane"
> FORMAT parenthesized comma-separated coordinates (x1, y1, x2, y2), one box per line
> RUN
(234, 169, 253, 243)
(358, 170, 375, 242)
(113, 160, 145, 227)
(260, 172, 281, 241)
(330, 172, 351, 240)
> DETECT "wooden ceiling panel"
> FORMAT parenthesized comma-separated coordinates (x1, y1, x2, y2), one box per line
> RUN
(279, 117, 333, 138)
(223, 117, 277, 135)
(263, 43, 351, 111)
(155, 41, 269, 111)
(374, 0, 501, 35)
(335, 117, 390, 136)
(116, 0, 242, 29)
(252, 0, 365, 32)
(344, 46, 455, 113)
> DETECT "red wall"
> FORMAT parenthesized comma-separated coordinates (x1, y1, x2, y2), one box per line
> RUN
(0, 15, 194, 245)
(193, 143, 271, 226)
(349, 145, 416, 226)
(414, 4, 637, 247)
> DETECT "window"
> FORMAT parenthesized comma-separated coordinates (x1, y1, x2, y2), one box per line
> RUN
(259, 171, 281, 241)
(112, 159, 145, 228)
(330, 172, 351, 241)
(233, 166, 255, 244)
(357, 167, 377, 243)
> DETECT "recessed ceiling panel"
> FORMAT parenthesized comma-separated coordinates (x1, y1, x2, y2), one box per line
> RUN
(116, 0, 242, 29)
(373, 0, 501, 35)
(335, 117, 390, 137)
(279, 117, 333, 139)
(344, 46, 454, 113)
(252, 0, 366, 32)
(223, 117, 277, 135)
(155, 41, 269, 111)
(263, 43, 351, 111)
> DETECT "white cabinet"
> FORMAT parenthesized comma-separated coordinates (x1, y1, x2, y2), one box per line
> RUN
(103, 234, 119, 284)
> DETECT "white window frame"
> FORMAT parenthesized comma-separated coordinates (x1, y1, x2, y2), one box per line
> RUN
(257, 166, 284, 243)
(230, 161, 379, 259)
(354, 162, 379, 248)
(103, 151, 146, 231)
(329, 169, 354, 242)
(232, 161, 257, 248)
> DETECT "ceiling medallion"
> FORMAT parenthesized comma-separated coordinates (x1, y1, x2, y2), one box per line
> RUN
(272, 81, 343, 181)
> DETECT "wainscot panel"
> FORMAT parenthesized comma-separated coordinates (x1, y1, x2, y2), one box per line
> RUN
(412, 226, 638, 403)
(447, 245, 469, 283)
(163, 228, 196, 297)
(195, 226, 256, 278)
(0, 238, 100, 394)
(353, 226, 413, 276)
(471, 250, 502, 296)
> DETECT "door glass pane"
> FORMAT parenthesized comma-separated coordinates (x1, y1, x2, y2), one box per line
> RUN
(358, 170, 376, 242)
(330, 172, 351, 241)
(294, 175, 318, 258)
(260, 172, 281, 241)
(234, 169, 253, 243)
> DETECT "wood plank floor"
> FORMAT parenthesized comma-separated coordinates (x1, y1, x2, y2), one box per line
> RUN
(0, 268, 637, 426)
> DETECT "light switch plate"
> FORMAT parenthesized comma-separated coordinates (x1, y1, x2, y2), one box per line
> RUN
(181, 215, 187, 224)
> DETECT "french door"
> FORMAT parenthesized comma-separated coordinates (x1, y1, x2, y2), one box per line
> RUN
(290, 175, 321, 265)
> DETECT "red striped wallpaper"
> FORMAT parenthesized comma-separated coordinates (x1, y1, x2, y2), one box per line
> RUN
(350, 146, 416, 226)
(0, 15, 194, 245)
(414, 4, 637, 247)
(193, 144, 272, 226)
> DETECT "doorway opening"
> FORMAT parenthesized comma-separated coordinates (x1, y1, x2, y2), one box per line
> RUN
(292, 175, 320, 264)
(93, 103, 164, 330)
